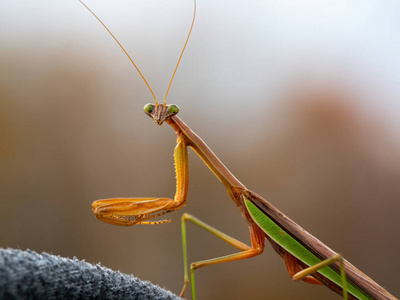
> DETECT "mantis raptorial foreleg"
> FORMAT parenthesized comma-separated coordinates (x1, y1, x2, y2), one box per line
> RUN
(92, 135, 188, 225)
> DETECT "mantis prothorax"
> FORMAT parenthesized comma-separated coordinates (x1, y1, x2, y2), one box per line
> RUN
(79, 1, 398, 299)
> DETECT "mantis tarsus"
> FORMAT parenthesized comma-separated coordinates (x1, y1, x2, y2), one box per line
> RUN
(80, 1, 398, 299)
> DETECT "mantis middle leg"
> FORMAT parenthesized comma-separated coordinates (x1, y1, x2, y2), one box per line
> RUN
(180, 213, 265, 299)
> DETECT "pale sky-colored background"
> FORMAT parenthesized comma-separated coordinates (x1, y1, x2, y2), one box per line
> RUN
(1, 1, 400, 299)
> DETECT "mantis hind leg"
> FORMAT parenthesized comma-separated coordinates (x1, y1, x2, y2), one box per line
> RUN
(180, 213, 265, 300)
(288, 252, 348, 300)
(284, 251, 323, 285)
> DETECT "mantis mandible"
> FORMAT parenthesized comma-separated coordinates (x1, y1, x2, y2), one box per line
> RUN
(79, 1, 398, 299)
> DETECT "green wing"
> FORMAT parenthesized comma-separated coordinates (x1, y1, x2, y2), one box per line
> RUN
(245, 198, 372, 300)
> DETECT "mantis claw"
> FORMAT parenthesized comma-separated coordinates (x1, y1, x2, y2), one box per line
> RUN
(92, 197, 177, 226)
(91, 135, 189, 226)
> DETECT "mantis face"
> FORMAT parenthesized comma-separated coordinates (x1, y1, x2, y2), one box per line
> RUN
(144, 103, 179, 125)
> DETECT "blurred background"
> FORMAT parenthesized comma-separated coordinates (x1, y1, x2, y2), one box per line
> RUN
(1, 0, 400, 299)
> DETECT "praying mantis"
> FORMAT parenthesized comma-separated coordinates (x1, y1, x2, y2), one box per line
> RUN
(80, 1, 398, 299)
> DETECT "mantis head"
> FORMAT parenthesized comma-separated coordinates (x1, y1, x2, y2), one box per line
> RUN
(144, 103, 179, 125)
(79, 0, 194, 125)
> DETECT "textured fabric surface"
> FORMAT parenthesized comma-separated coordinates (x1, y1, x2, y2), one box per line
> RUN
(0, 248, 181, 300)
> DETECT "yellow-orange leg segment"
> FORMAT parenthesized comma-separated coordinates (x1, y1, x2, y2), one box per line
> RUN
(91, 135, 189, 226)
(292, 253, 349, 300)
(180, 213, 265, 300)
(284, 251, 322, 285)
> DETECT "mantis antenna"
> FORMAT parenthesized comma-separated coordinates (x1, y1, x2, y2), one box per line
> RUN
(78, 0, 196, 106)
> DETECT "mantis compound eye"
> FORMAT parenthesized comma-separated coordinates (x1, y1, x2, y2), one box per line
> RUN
(144, 103, 155, 115)
(167, 104, 179, 116)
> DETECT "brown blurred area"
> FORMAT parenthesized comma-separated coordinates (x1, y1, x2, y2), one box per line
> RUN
(1, 1, 400, 300)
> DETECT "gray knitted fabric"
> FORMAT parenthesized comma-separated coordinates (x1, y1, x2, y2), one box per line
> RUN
(0, 248, 181, 300)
